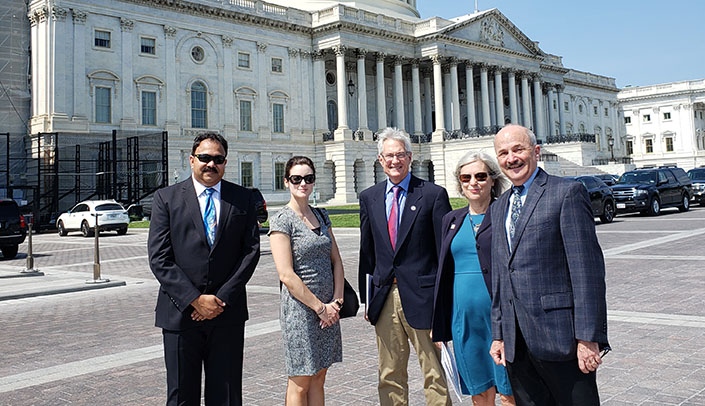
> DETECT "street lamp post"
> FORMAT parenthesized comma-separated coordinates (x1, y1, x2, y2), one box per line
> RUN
(608, 135, 615, 162)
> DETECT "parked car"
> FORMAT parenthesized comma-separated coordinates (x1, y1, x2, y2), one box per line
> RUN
(566, 176, 616, 223)
(0, 199, 27, 259)
(594, 173, 619, 186)
(687, 167, 705, 206)
(250, 188, 268, 225)
(611, 167, 692, 215)
(57, 200, 130, 237)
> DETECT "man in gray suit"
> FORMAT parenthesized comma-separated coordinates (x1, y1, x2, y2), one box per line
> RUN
(489, 124, 609, 405)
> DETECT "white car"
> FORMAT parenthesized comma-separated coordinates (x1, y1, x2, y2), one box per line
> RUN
(57, 200, 130, 237)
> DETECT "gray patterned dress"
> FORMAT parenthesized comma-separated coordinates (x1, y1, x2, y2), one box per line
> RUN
(268, 206, 343, 376)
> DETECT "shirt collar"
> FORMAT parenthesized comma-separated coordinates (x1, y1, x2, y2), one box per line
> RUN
(386, 173, 411, 194)
(516, 167, 540, 196)
(192, 176, 221, 196)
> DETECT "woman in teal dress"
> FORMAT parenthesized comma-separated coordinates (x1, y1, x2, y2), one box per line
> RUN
(432, 150, 515, 405)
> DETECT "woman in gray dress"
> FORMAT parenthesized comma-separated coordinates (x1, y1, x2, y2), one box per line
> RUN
(269, 156, 344, 405)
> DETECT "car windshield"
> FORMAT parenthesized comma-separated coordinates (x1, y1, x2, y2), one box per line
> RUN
(95, 203, 124, 211)
(618, 172, 657, 185)
(688, 169, 705, 180)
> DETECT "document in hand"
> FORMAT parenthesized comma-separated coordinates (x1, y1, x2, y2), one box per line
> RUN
(440, 341, 462, 402)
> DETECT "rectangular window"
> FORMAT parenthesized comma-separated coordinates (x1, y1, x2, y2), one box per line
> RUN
(238, 52, 250, 68)
(626, 140, 633, 156)
(645, 139, 653, 153)
(643, 114, 651, 122)
(564, 101, 569, 112)
(624, 116, 631, 124)
(273, 103, 284, 133)
(140, 37, 156, 55)
(240, 100, 252, 131)
(275, 162, 285, 190)
(141, 91, 156, 125)
(95, 30, 111, 48)
(271, 57, 283, 73)
(552, 100, 557, 110)
(663, 112, 671, 120)
(665, 137, 674, 152)
(593, 106, 598, 115)
(241, 162, 253, 188)
(95, 87, 111, 123)
(604, 108, 609, 117)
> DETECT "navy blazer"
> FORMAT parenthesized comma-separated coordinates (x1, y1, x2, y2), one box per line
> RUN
(431, 203, 494, 342)
(490, 168, 609, 362)
(358, 175, 451, 329)
(148, 178, 261, 331)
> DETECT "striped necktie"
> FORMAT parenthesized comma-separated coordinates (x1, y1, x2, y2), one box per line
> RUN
(203, 188, 216, 246)
(387, 186, 401, 250)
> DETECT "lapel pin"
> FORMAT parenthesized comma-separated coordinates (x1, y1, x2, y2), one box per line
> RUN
(410, 205, 417, 211)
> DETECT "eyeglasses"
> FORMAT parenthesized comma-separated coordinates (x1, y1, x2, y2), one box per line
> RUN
(192, 154, 226, 165)
(380, 152, 410, 161)
(459, 172, 489, 183)
(287, 174, 316, 185)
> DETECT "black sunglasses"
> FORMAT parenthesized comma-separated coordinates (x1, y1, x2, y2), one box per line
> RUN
(459, 172, 489, 183)
(287, 174, 316, 185)
(193, 154, 226, 165)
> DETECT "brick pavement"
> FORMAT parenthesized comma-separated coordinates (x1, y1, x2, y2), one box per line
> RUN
(1, 208, 705, 405)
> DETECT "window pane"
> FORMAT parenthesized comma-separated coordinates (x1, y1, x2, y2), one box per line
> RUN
(238, 52, 250, 68)
(241, 162, 253, 188)
(240, 100, 252, 131)
(275, 162, 285, 190)
(191, 82, 207, 128)
(95, 30, 111, 48)
(142, 91, 156, 125)
(273, 103, 284, 133)
(141, 37, 155, 54)
(96, 87, 111, 123)
(272, 58, 282, 73)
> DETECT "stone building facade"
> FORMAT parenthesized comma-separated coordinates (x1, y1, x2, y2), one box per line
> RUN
(26, 0, 622, 203)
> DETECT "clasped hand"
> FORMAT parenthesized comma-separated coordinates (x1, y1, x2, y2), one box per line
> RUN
(190, 294, 225, 322)
(318, 302, 341, 328)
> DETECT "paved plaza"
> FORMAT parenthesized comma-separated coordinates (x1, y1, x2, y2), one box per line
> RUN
(1, 207, 705, 405)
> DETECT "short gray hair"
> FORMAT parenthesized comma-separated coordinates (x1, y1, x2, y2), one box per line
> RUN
(376, 127, 412, 155)
(453, 150, 511, 197)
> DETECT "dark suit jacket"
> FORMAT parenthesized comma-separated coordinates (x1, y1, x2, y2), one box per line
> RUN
(431, 203, 494, 342)
(358, 175, 451, 329)
(490, 168, 608, 362)
(148, 178, 260, 331)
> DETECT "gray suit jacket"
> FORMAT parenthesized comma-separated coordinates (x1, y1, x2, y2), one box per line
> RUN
(490, 168, 608, 362)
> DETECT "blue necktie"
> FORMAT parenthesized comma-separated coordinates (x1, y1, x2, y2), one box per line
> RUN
(509, 185, 524, 241)
(203, 188, 216, 246)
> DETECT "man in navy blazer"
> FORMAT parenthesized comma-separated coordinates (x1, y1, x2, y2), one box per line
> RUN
(489, 125, 609, 405)
(149, 132, 260, 405)
(359, 128, 451, 405)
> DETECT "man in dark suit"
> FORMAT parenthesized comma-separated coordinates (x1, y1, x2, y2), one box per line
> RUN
(359, 127, 452, 406)
(489, 124, 609, 405)
(149, 132, 260, 405)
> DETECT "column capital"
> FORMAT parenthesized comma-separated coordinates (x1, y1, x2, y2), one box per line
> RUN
(287, 47, 298, 57)
(311, 50, 325, 61)
(376, 52, 387, 62)
(164, 25, 177, 38)
(430, 54, 444, 65)
(52, 6, 68, 21)
(448, 57, 459, 67)
(120, 18, 134, 32)
(299, 50, 311, 59)
(479, 62, 489, 72)
(421, 67, 433, 77)
(462, 60, 474, 69)
(332, 45, 347, 57)
(492, 66, 505, 75)
(392, 55, 405, 65)
(356, 49, 368, 59)
(257, 42, 268, 53)
(530, 72, 542, 81)
(506, 68, 518, 75)
(71, 9, 87, 24)
(345, 62, 356, 72)
(442, 64, 451, 74)
(222, 36, 234, 48)
(555, 84, 564, 92)
(543, 82, 556, 92)
(410, 58, 421, 68)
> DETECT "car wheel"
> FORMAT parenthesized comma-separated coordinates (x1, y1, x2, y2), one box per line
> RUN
(600, 201, 615, 224)
(1, 245, 19, 259)
(81, 221, 94, 237)
(57, 220, 68, 236)
(647, 197, 661, 216)
(678, 194, 690, 212)
(117, 226, 128, 235)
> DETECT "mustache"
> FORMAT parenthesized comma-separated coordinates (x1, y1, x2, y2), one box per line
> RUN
(201, 167, 219, 173)
(506, 161, 524, 170)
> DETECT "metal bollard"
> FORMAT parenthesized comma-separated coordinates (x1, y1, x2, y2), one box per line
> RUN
(21, 222, 42, 274)
(85, 214, 109, 284)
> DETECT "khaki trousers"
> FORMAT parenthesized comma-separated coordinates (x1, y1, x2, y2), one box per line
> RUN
(374, 284, 451, 406)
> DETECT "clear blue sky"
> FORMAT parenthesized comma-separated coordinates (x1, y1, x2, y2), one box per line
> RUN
(417, 0, 704, 88)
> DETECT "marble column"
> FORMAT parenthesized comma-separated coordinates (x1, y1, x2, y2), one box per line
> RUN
(464, 62, 476, 130)
(480, 64, 491, 128)
(449, 59, 461, 131)
(393, 56, 405, 130)
(411, 60, 423, 135)
(533, 74, 545, 139)
(547, 84, 556, 137)
(356, 50, 369, 132)
(556, 84, 566, 135)
(521, 72, 532, 130)
(431, 55, 445, 138)
(508, 69, 518, 124)
(422, 68, 433, 134)
(494, 68, 504, 126)
(443, 65, 452, 132)
(333, 46, 348, 131)
(376, 53, 387, 131)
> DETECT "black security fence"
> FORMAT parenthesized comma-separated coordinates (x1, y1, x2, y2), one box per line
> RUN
(1, 130, 168, 230)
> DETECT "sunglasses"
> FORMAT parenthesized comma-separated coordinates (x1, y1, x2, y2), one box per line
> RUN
(287, 174, 316, 185)
(459, 172, 489, 183)
(193, 154, 226, 165)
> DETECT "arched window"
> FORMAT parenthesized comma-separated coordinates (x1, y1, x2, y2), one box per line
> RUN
(191, 81, 207, 128)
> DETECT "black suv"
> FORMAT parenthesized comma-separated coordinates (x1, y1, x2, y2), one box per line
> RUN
(0, 199, 27, 259)
(566, 176, 616, 223)
(687, 168, 705, 206)
(612, 167, 692, 215)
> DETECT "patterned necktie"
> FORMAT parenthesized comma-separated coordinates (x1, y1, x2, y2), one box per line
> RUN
(387, 186, 401, 250)
(203, 188, 216, 247)
(509, 185, 524, 241)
